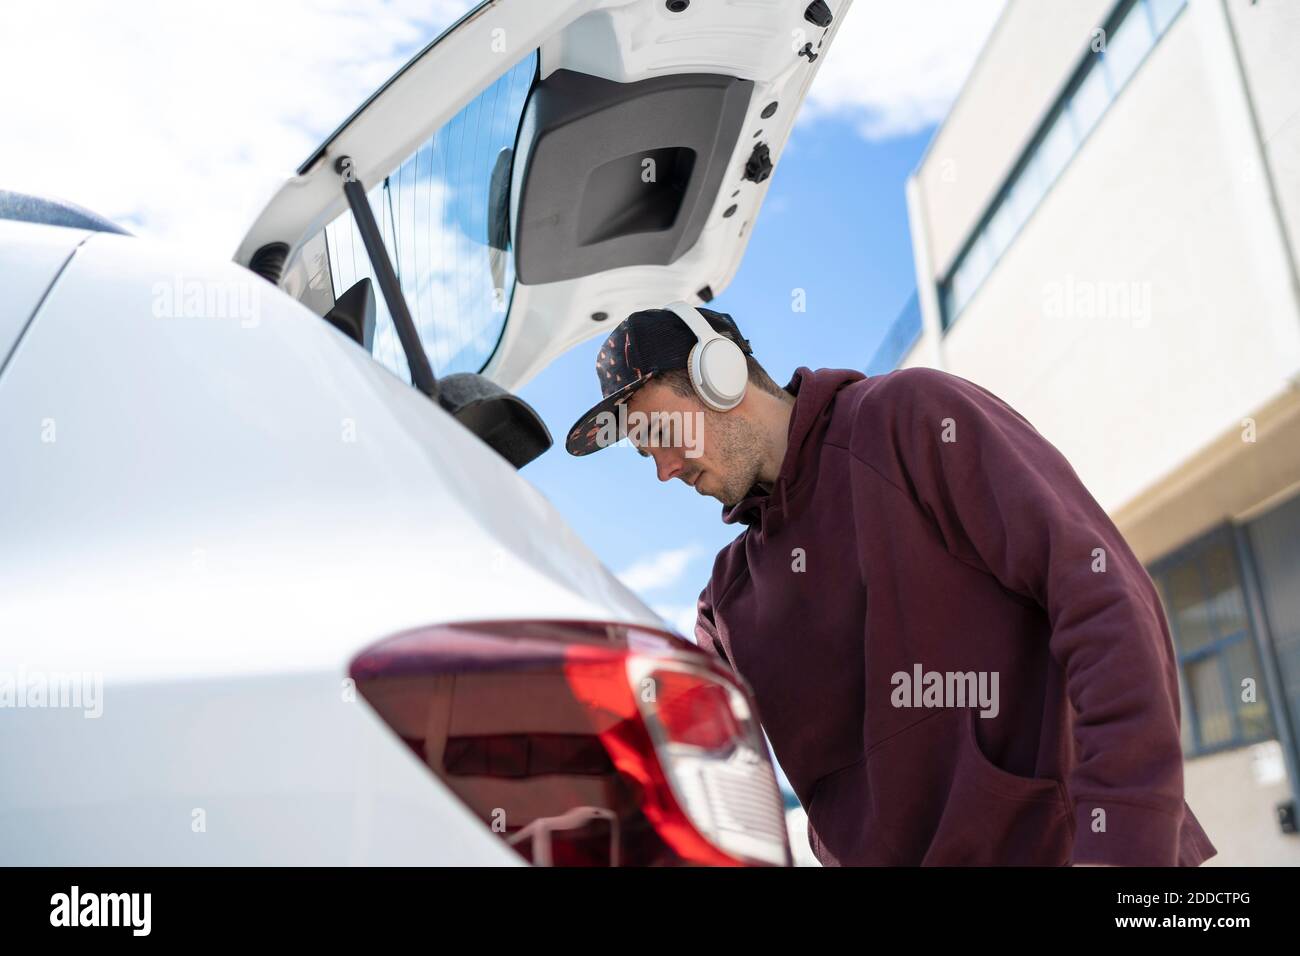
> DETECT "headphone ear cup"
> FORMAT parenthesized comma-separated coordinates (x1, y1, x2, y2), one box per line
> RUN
(691, 338, 747, 411)
(686, 343, 720, 412)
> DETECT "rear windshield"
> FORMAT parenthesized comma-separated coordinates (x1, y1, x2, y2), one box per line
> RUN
(322, 51, 537, 381)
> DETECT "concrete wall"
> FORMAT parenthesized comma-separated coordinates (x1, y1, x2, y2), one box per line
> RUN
(910, 0, 1300, 515)
(1113, 385, 1300, 565)
(915, 0, 1113, 275)
(1225, 0, 1300, 289)
(1186, 741, 1300, 866)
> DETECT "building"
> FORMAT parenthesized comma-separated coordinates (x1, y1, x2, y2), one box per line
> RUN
(873, 0, 1300, 865)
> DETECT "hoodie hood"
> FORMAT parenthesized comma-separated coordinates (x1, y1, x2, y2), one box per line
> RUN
(722, 367, 867, 534)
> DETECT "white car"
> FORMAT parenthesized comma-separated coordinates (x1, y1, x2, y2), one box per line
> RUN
(0, 0, 848, 865)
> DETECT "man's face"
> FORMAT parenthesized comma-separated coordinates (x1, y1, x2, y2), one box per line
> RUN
(625, 380, 765, 506)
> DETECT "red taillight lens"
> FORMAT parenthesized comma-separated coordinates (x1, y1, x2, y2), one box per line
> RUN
(349, 620, 789, 867)
(649, 670, 743, 751)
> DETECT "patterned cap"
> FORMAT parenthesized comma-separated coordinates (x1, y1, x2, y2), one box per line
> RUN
(565, 306, 752, 456)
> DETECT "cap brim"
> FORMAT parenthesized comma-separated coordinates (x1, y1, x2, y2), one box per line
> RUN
(564, 374, 653, 456)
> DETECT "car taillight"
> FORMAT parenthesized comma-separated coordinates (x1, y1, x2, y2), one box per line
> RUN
(628, 659, 788, 866)
(647, 668, 742, 750)
(349, 620, 790, 867)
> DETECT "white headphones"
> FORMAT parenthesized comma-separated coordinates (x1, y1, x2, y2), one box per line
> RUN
(663, 300, 749, 412)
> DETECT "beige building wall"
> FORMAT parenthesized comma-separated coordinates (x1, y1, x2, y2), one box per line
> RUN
(916, 0, 1114, 274)
(911, 0, 1300, 514)
(1186, 742, 1300, 866)
(1224, 0, 1300, 287)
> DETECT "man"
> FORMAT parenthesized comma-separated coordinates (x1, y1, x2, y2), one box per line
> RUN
(566, 303, 1216, 867)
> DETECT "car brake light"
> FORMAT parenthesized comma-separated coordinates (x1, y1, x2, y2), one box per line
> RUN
(628, 658, 788, 866)
(648, 668, 742, 750)
(349, 620, 789, 867)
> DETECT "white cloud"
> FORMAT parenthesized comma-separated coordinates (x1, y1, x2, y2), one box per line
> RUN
(0, 0, 473, 260)
(804, 0, 1006, 140)
(0, 0, 1003, 267)
(616, 544, 700, 594)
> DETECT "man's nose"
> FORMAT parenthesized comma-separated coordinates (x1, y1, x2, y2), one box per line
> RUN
(654, 448, 685, 483)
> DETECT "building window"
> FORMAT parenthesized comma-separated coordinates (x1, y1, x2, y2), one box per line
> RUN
(866, 291, 922, 375)
(1149, 527, 1274, 757)
(936, 0, 1187, 332)
(1102, 3, 1157, 92)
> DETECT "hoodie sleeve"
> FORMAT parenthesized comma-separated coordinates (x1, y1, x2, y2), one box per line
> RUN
(693, 578, 734, 671)
(856, 368, 1189, 866)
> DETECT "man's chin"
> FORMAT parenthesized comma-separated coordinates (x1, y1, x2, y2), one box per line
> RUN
(713, 486, 746, 507)
(692, 470, 747, 506)
(696, 482, 727, 505)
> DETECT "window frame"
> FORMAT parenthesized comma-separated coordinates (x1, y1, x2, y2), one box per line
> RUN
(935, 0, 1188, 332)
(320, 51, 540, 384)
(1149, 524, 1277, 758)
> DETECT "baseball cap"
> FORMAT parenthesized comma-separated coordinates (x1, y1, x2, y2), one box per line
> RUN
(565, 306, 753, 456)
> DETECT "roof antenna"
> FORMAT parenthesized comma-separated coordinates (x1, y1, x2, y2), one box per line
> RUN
(335, 155, 440, 402)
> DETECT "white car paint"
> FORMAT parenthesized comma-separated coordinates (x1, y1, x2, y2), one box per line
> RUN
(0, 219, 88, 365)
(0, 222, 658, 863)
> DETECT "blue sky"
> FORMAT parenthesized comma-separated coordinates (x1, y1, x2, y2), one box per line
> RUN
(519, 121, 934, 634)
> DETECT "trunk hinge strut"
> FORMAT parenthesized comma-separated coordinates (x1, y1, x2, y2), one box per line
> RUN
(335, 155, 440, 402)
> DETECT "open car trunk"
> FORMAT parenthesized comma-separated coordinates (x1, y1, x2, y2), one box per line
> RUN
(234, 0, 851, 405)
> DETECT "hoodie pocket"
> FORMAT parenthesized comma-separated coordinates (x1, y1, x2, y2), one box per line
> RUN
(804, 755, 899, 865)
(867, 707, 1071, 865)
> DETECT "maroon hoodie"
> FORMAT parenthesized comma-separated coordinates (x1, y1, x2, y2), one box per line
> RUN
(694, 366, 1216, 866)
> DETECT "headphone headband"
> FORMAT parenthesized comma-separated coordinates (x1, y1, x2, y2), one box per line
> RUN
(663, 301, 721, 348)
(663, 300, 748, 412)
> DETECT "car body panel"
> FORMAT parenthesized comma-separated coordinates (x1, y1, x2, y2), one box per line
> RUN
(0, 222, 660, 863)
(0, 672, 525, 865)
(0, 226, 658, 685)
(0, 219, 87, 374)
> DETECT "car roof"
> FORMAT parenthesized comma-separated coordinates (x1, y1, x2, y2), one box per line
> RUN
(0, 190, 130, 236)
